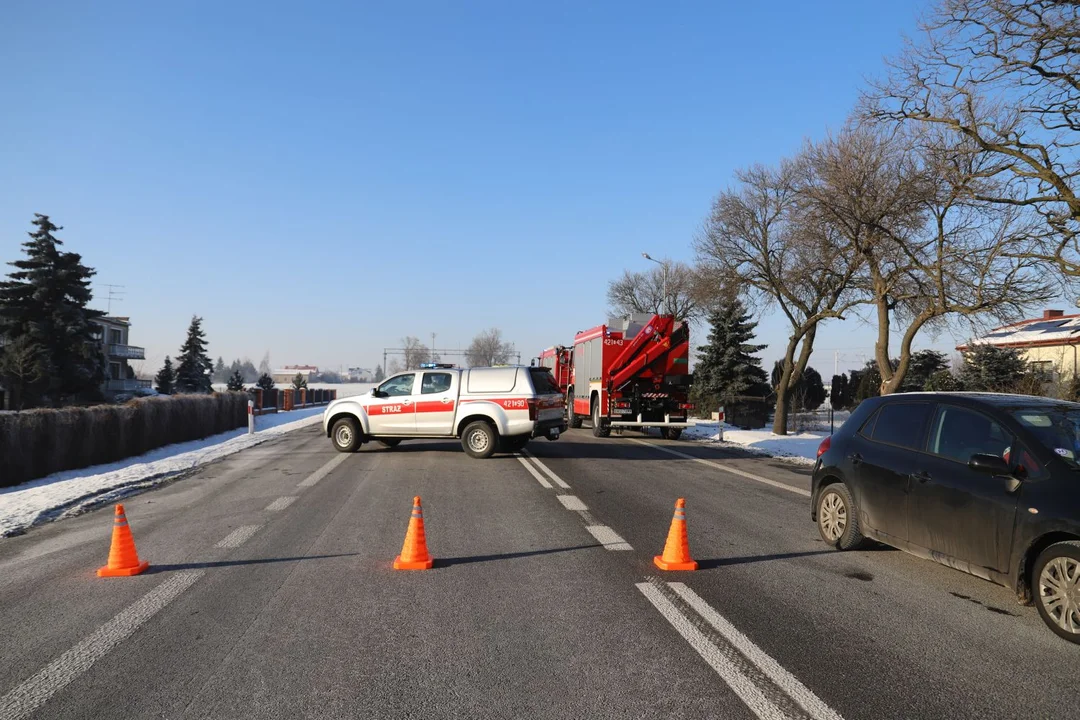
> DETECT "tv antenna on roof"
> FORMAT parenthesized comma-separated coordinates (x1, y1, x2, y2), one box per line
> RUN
(102, 284, 126, 315)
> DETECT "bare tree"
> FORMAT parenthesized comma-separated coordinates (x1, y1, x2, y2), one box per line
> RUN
(606, 260, 703, 322)
(0, 336, 45, 410)
(695, 159, 863, 435)
(400, 337, 430, 370)
(258, 352, 272, 376)
(466, 328, 514, 367)
(387, 359, 404, 375)
(800, 122, 1054, 394)
(866, 0, 1080, 278)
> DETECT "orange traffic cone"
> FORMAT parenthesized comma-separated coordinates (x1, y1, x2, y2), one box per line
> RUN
(97, 504, 150, 577)
(653, 498, 697, 571)
(393, 496, 434, 570)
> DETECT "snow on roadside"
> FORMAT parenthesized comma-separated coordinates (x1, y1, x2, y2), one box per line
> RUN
(683, 421, 827, 465)
(0, 407, 327, 538)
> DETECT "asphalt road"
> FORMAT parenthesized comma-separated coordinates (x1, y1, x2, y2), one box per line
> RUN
(0, 425, 1076, 719)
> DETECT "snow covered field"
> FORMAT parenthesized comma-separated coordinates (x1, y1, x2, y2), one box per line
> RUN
(0, 407, 328, 538)
(682, 421, 829, 465)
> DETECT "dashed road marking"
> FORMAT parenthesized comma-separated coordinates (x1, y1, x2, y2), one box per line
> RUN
(522, 450, 571, 489)
(0, 570, 205, 720)
(264, 496, 298, 512)
(515, 454, 553, 488)
(214, 525, 261, 549)
(556, 495, 587, 511)
(297, 453, 350, 488)
(629, 439, 811, 498)
(585, 525, 632, 551)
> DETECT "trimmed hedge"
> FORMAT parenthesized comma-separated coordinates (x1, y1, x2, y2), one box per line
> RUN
(0, 392, 249, 489)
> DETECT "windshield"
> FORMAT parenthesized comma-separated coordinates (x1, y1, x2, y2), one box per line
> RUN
(1010, 407, 1080, 468)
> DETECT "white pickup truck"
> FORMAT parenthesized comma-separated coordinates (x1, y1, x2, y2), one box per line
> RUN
(323, 364, 566, 459)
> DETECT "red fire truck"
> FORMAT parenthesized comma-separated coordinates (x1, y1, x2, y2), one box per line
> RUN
(537, 313, 693, 439)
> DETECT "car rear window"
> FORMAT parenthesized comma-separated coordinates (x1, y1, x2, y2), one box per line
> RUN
(529, 368, 560, 395)
(869, 402, 932, 450)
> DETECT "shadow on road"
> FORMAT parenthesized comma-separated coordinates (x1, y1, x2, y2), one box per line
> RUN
(146, 552, 359, 573)
(696, 549, 840, 569)
(436, 543, 603, 567)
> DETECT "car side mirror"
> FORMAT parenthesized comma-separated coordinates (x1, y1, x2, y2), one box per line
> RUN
(372, 389, 387, 399)
(968, 453, 1010, 476)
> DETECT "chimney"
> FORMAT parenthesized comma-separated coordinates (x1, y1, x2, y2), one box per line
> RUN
(1044, 309, 1065, 319)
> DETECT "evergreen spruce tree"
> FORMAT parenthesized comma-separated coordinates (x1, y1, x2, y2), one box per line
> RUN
(694, 296, 768, 410)
(292, 372, 308, 390)
(226, 369, 245, 391)
(155, 355, 176, 395)
(374, 364, 385, 383)
(0, 214, 105, 404)
(256, 373, 276, 393)
(174, 315, 213, 393)
(960, 345, 1028, 393)
(213, 356, 227, 383)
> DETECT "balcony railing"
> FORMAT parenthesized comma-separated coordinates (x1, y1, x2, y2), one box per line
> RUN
(108, 344, 145, 360)
(105, 378, 153, 392)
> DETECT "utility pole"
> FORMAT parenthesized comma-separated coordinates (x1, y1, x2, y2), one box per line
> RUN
(431, 332, 436, 363)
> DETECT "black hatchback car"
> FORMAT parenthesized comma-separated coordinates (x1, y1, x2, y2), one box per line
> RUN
(812, 392, 1080, 643)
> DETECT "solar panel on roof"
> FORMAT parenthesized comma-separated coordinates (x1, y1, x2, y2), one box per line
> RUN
(1024, 321, 1069, 332)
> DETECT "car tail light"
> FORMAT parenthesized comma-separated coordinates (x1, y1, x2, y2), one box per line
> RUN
(615, 400, 631, 409)
(679, 403, 695, 410)
(817, 436, 831, 458)
(528, 398, 538, 421)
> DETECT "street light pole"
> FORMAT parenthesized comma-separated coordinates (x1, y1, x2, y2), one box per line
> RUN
(641, 252, 668, 316)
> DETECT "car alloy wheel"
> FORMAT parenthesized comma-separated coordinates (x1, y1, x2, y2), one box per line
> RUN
(1039, 556, 1080, 634)
(819, 491, 847, 543)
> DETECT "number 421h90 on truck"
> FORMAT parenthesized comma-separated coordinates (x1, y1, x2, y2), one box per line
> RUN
(537, 313, 694, 440)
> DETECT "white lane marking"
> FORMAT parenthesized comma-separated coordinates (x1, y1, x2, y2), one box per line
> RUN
(636, 582, 788, 720)
(297, 453, 350, 488)
(214, 525, 261, 549)
(670, 583, 843, 720)
(629, 439, 811, 498)
(556, 495, 588, 512)
(522, 450, 571, 489)
(585, 525, 632, 551)
(0, 570, 205, 720)
(576, 509, 598, 525)
(515, 454, 552, 488)
(264, 496, 298, 512)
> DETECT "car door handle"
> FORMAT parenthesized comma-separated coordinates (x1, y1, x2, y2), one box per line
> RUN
(848, 453, 863, 467)
(401, 399, 412, 405)
(910, 471, 932, 484)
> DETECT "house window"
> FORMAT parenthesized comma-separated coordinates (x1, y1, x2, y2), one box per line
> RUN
(1030, 360, 1054, 379)
(108, 329, 123, 345)
(109, 362, 122, 380)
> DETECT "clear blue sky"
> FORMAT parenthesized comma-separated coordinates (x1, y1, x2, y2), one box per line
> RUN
(2, 0, 993, 378)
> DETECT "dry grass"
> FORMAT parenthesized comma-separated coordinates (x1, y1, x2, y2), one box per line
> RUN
(0, 392, 249, 488)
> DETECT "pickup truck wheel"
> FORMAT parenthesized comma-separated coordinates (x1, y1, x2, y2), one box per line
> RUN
(568, 391, 583, 429)
(591, 399, 611, 438)
(662, 428, 683, 441)
(378, 439, 401, 449)
(462, 420, 498, 459)
(331, 418, 361, 453)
